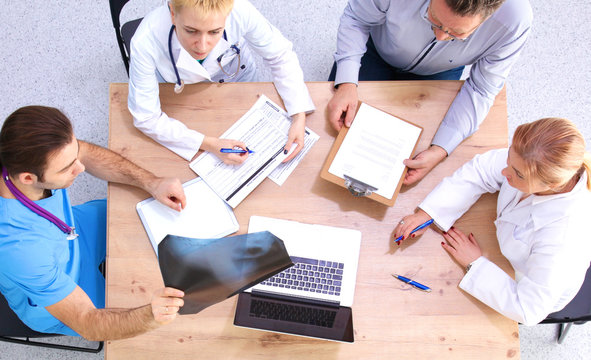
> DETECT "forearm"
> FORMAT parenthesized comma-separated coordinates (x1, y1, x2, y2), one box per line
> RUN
(79, 140, 156, 191)
(78, 305, 158, 341)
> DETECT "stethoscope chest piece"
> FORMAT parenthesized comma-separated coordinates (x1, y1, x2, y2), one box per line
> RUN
(174, 79, 185, 94)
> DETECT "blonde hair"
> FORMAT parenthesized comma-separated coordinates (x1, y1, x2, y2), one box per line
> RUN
(170, 0, 234, 16)
(512, 117, 591, 191)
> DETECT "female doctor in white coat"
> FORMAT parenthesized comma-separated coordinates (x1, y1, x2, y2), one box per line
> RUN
(128, 0, 315, 163)
(394, 118, 591, 325)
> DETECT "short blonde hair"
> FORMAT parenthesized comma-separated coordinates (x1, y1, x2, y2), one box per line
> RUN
(512, 117, 591, 191)
(170, 0, 234, 17)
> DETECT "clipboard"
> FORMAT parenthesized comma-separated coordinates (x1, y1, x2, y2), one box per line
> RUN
(320, 102, 423, 206)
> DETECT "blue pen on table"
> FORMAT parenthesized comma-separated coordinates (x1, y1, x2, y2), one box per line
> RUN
(391, 274, 432, 292)
(394, 218, 434, 243)
(220, 147, 255, 154)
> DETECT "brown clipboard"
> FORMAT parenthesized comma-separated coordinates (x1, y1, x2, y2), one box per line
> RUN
(320, 101, 423, 207)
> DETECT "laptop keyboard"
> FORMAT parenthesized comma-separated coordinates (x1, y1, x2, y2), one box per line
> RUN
(259, 256, 344, 296)
(249, 299, 337, 328)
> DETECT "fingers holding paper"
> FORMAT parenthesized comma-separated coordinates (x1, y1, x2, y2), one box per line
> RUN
(393, 209, 432, 245)
(151, 287, 185, 325)
(283, 112, 306, 163)
(403, 145, 448, 185)
(327, 83, 358, 132)
(441, 227, 482, 268)
(149, 177, 186, 211)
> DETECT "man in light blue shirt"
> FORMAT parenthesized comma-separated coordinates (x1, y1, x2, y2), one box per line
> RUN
(327, 0, 532, 184)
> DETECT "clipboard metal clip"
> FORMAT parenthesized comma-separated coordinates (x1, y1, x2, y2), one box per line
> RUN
(343, 175, 377, 197)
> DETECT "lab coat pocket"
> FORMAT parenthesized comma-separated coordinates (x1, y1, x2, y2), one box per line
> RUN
(495, 219, 531, 268)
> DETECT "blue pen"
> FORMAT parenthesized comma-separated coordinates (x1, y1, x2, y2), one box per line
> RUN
(391, 274, 432, 292)
(220, 147, 255, 154)
(394, 218, 434, 243)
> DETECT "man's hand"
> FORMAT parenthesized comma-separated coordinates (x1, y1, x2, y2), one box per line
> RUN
(283, 112, 306, 163)
(202, 136, 249, 165)
(403, 145, 448, 185)
(441, 227, 482, 268)
(148, 177, 186, 211)
(151, 287, 185, 325)
(327, 83, 358, 132)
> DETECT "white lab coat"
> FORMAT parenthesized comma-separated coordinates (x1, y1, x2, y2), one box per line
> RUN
(420, 149, 591, 325)
(128, 0, 315, 160)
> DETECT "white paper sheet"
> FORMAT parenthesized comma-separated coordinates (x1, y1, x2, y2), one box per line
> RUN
(328, 103, 422, 199)
(136, 177, 239, 256)
(190, 95, 317, 206)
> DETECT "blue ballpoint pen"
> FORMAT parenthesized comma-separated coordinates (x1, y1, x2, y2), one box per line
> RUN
(394, 218, 434, 243)
(220, 147, 255, 154)
(391, 274, 432, 292)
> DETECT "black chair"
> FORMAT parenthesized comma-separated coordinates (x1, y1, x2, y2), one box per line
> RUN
(109, 0, 144, 75)
(0, 292, 103, 353)
(539, 263, 591, 343)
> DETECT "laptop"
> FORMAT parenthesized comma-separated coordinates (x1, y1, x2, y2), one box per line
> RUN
(233, 216, 362, 343)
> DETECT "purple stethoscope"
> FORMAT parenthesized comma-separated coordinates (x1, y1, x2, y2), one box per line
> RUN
(2, 167, 78, 240)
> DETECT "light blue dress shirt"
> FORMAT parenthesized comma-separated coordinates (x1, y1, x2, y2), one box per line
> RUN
(334, 0, 532, 153)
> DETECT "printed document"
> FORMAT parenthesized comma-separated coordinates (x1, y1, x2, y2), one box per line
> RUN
(136, 177, 239, 256)
(190, 95, 318, 207)
(328, 103, 422, 199)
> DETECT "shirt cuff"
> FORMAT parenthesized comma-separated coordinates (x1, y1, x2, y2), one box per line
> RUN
(459, 256, 487, 290)
(175, 132, 204, 161)
(418, 204, 450, 232)
(334, 60, 361, 87)
(431, 122, 465, 155)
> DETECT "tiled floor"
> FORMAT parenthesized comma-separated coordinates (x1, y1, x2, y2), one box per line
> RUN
(0, 1, 589, 358)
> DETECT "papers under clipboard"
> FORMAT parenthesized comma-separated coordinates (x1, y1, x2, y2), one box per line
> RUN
(320, 102, 423, 206)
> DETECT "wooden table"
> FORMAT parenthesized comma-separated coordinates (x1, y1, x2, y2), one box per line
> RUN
(107, 81, 519, 359)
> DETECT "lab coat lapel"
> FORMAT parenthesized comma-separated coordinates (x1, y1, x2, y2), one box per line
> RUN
(171, 33, 212, 82)
(201, 38, 233, 77)
(495, 184, 531, 226)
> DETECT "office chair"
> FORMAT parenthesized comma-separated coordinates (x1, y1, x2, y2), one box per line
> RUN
(539, 263, 591, 344)
(0, 292, 103, 353)
(109, 0, 143, 75)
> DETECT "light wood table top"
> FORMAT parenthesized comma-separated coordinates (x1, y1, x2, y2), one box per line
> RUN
(107, 81, 518, 359)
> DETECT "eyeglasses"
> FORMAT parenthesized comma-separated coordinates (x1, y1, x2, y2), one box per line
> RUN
(216, 44, 242, 79)
(423, 5, 478, 42)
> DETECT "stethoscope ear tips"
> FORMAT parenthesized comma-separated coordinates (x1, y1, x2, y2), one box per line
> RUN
(174, 80, 185, 94)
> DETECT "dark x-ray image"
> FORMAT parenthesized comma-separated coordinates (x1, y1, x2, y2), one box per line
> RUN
(158, 231, 293, 314)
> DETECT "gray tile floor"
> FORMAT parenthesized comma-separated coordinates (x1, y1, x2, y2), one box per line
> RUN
(0, 0, 589, 358)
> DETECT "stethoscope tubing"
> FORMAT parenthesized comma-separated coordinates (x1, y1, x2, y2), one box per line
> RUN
(2, 167, 75, 236)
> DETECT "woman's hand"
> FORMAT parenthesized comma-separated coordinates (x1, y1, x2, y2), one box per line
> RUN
(202, 136, 249, 165)
(441, 227, 482, 268)
(283, 112, 306, 163)
(393, 208, 432, 245)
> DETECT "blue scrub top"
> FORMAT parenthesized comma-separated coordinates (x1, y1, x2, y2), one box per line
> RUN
(0, 189, 106, 336)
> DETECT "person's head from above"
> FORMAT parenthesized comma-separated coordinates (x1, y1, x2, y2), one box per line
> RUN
(502, 117, 591, 196)
(426, 0, 505, 41)
(169, 0, 234, 60)
(0, 106, 84, 192)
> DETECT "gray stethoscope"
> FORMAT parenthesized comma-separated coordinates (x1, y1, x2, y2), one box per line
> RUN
(168, 25, 246, 93)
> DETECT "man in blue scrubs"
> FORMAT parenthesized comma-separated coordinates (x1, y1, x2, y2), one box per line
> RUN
(327, 0, 532, 185)
(0, 106, 186, 340)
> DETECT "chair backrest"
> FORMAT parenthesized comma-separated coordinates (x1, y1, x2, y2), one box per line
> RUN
(109, 0, 143, 75)
(0, 291, 48, 337)
(542, 263, 591, 323)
